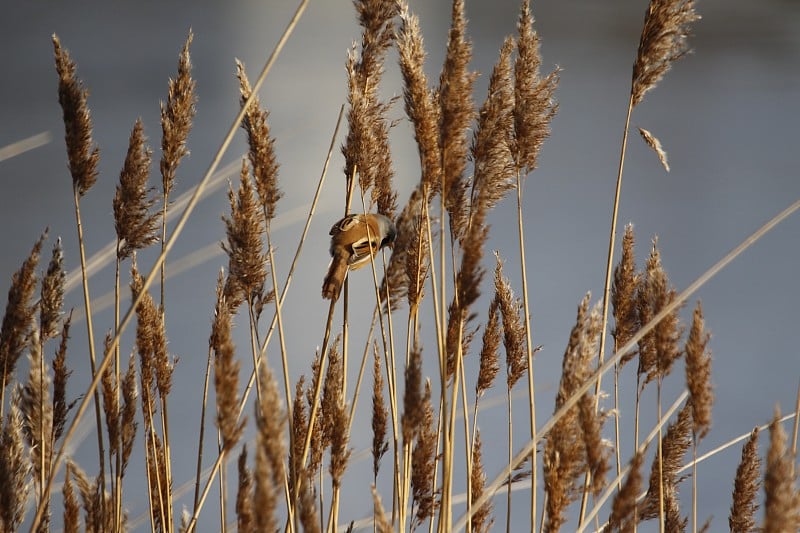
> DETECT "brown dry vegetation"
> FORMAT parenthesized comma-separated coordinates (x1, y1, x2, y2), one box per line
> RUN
(1, 1, 798, 532)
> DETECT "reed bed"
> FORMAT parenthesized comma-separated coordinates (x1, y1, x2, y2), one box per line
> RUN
(1, 0, 798, 532)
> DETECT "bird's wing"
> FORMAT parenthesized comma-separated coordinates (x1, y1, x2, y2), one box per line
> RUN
(348, 234, 381, 268)
(329, 213, 362, 235)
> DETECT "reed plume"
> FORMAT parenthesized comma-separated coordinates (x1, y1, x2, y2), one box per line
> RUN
(52, 315, 73, 445)
(236, 445, 253, 533)
(476, 297, 500, 398)
(40, 238, 66, 342)
(639, 403, 692, 526)
(342, 0, 398, 216)
(513, 0, 559, 176)
(53, 35, 99, 196)
(631, 0, 700, 107)
(729, 428, 760, 533)
(222, 161, 268, 310)
(411, 381, 437, 528)
(684, 301, 713, 438)
(763, 408, 800, 532)
(470, 431, 494, 533)
(439, 0, 476, 240)
(254, 361, 286, 532)
(371, 347, 389, 479)
(236, 60, 283, 223)
(63, 462, 79, 533)
(543, 294, 603, 532)
(0, 395, 30, 531)
(397, 3, 442, 195)
(160, 31, 196, 200)
(0, 234, 44, 398)
(114, 119, 160, 259)
(210, 274, 246, 452)
(606, 450, 644, 532)
(637, 239, 682, 386)
(611, 224, 640, 367)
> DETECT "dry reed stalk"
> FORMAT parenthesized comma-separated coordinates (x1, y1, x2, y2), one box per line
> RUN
(511, 4, 560, 525)
(53, 34, 108, 519)
(496, 251, 529, 533)
(606, 450, 644, 533)
(132, 260, 174, 528)
(470, 293, 500, 504)
(637, 240, 682, 530)
(389, 1, 443, 336)
(610, 224, 639, 485)
(222, 161, 268, 427)
(236, 445, 253, 533)
(37, 238, 66, 521)
(764, 408, 800, 532)
(255, 361, 287, 533)
(543, 294, 603, 532)
(0, 394, 30, 531)
(470, 431, 494, 533)
(729, 428, 760, 533)
(596, 1, 699, 506)
(442, 34, 514, 389)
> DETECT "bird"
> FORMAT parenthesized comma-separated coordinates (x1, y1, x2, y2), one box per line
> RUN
(322, 213, 397, 301)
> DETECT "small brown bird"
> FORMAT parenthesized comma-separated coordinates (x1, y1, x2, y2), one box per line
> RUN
(322, 213, 397, 301)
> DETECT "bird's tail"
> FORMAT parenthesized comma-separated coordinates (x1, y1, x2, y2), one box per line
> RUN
(322, 255, 349, 301)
